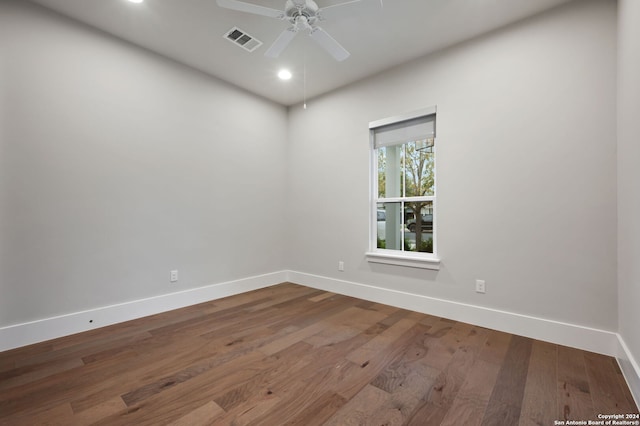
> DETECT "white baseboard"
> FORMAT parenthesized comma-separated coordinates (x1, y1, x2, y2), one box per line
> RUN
(287, 271, 620, 357)
(0, 271, 287, 352)
(617, 335, 640, 409)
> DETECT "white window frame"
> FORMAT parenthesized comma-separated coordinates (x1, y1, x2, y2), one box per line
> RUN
(366, 106, 441, 270)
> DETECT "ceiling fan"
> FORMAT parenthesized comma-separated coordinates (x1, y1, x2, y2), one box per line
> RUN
(217, 0, 373, 61)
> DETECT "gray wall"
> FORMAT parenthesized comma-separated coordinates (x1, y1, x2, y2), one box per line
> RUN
(286, 0, 618, 330)
(618, 0, 640, 375)
(0, 0, 288, 326)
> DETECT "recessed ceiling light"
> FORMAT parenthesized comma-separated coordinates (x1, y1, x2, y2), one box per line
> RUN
(278, 69, 292, 81)
(128, 0, 144, 3)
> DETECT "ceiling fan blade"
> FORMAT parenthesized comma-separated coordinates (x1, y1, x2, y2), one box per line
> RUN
(309, 27, 350, 61)
(318, 0, 380, 21)
(265, 28, 298, 58)
(216, 0, 283, 19)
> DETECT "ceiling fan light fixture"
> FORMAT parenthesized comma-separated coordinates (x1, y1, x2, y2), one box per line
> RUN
(278, 69, 293, 80)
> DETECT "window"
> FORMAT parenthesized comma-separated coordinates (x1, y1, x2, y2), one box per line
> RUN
(366, 107, 440, 270)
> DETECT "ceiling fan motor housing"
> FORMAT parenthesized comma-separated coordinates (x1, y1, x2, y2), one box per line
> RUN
(285, 0, 319, 22)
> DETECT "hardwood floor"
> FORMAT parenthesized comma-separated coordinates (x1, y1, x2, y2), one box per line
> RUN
(0, 283, 637, 425)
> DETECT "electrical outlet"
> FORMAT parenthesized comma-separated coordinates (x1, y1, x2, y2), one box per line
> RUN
(475, 279, 486, 294)
(170, 270, 178, 283)
(338, 261, 344, 272)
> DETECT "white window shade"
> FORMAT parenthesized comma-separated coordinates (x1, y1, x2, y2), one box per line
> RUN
(372, 114, 435, 149)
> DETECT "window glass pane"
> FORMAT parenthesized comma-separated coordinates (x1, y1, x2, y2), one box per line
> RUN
(376, 202, 402, 250)
(377, 145, 403, 199)
(405, 201, 434, 253)
(404, 139, 435, 197)
(377, 148, 386, 198)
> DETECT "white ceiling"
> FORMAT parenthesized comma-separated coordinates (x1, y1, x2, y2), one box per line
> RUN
(28, 0, 574, 106)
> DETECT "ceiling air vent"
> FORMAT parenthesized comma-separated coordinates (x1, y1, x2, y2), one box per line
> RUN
(224, 27, 263, 52)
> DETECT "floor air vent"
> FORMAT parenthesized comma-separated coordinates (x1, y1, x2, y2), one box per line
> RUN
(224, 27, 263, 52)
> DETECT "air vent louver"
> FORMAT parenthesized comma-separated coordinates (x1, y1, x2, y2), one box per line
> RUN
(224, 27, 263, 52)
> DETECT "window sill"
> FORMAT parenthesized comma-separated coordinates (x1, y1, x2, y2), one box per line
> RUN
(365, 251, 441, 270)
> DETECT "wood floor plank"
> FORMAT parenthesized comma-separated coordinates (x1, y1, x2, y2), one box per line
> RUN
(240, 333, 380, 424)
(0, 356, 84, 391)
(334, 323, 433, 402)
(81, 332, 153, 364)
(72, 396, 128, 424)
(258, 304, 369, 356)
(362, 302, 403, 318)
(0, 348, 138, 418)
(2, 401, 74, 426)
(346, 316, 421, 366)
(167, 400, 225, 426)
(369, 320, 444, 395)
(405, 323, 490, 426)
(438, 359, 501, 426)
(418, 319, 467, 371)
(0, 343, 53, 374)
(378, 308, 411, 327)
(323, 384, 392, 426)
(405, 402, 449, 426)
(478, 329, 513, 366)
(304, 306, 388, 347)
(69, 322, 292, 414)
(308, 291, 336, 303)
(361, 315, 448, 424)
(69, 335, 224, 412)
(372, 360, 440, 425)
(240, 365, 352, 425)
(278, 391, 347, 426)
(213, 341, 314, 412)
(0, 283, 636, 425)
(584, 351, 638, 414)
(518, 340, 558, 426)
(558, 345, 596, 421)
(13, 329, 153, 370)
(214, 394, 281, 426)
(480, 335, 532, 425)
(90, 351, 269, 425)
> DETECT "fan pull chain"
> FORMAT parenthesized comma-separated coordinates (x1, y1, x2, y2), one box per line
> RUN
(303, 62, 307, 110)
